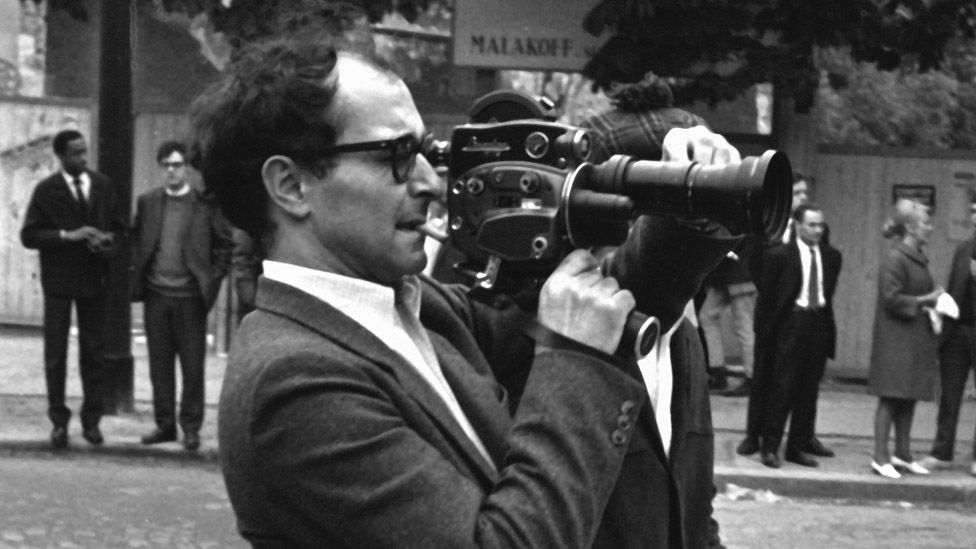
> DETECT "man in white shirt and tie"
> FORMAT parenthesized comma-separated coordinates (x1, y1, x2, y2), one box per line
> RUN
(20, 129, 122, 449)
(757, 204, 843, 468)
(738, 170, 815, 457)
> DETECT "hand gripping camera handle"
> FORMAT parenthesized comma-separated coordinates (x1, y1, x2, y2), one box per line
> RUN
(618, 311, 660, 360)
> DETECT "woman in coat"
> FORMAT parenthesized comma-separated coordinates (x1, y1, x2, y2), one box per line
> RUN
(867, 199, 944, 479)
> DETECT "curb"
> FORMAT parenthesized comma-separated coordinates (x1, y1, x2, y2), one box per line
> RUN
(714, 467, 976, 508)
(0, 438, 221, 465)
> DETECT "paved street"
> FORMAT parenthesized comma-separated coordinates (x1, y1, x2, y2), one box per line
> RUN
(0, 454, 243, 548)
(2, 326, 976, 546)
(715, 491, 976, 548)
(1, 452, 974, 548)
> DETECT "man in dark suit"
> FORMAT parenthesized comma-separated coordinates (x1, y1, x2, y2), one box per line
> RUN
(757, 204, 842, 468)
(920, 198, 976, 475)
(738, 172, 833, 457)
(21, 129, 123, 449)
(131, 141, 232, 451)
(193, 39, 741, 548)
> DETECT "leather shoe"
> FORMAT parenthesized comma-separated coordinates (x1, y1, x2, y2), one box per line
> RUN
(785, 450, 819, 467)
(50, 426, 68, 449)
(141, 428, 177, 445)
(802, 438, 835, 457)
(761, 451, 781, 468)
(736, 437, 760, 456)
(183, 432, 200, 451)
(82, 425, 104, 446)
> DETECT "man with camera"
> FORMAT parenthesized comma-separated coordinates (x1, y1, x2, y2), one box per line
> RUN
(195, 36, 742, 548)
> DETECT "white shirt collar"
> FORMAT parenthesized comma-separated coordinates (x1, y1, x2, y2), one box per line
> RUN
(61, 170, 90, 199)
(634, 300, 687, 459)
(165, 183, 192, 197)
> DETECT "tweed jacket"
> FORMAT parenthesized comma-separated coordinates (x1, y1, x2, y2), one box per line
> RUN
(219, 275, 650, 548)
(20, 170, 124, 298)
(219, 215, 737, 549)
(130, 187, 233, 310)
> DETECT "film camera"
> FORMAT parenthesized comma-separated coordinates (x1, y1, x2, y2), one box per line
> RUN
(427, 91, 793, 357)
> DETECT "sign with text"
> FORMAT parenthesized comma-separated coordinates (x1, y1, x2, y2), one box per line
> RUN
(453, 0, 606, 72)
(892, 184, 936, 213)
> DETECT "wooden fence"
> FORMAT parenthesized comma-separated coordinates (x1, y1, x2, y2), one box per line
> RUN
(812, 146, 976, 377)
(0, 96, 95, 326)
(9, 103, 974, 371)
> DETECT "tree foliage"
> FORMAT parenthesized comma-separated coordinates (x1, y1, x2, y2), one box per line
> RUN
(29, 0, 438, 40)
(582, 0, 976, 111)
(814, 43, 976, 148)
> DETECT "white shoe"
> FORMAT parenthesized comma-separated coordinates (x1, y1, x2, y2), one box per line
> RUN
(871, 460, 902, 479)
(890, 455, 930, 475)
(918, 455, 952, 471)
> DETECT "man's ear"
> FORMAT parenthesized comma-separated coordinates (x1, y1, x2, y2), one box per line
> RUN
(262, 155, 311, 220)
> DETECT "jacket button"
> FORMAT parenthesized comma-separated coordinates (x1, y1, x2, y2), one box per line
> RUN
(620, 400, 636, 415)
(617, 415, 633, 431)
(611, 430, 628, 445)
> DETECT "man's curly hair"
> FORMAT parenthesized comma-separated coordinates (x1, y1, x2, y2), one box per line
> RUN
(190, 37, 343, 246)
(605, 72, 674, 113)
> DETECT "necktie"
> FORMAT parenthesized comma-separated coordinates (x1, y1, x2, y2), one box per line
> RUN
(808, 246, 820, 307)
(72, 177, 88, 220)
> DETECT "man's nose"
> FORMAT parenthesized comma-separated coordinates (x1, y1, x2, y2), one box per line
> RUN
(409, 155, 445, 199)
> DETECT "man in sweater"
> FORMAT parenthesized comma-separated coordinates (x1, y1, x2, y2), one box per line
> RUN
(131, 141, 232, 450)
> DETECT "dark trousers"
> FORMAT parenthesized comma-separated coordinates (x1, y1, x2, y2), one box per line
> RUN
(144, 291, 207, 434)
(931, 323, 976, 461)
(745, 312, 776, 442)
(43, 294, 106, 428)
(762, 308, 829, 452)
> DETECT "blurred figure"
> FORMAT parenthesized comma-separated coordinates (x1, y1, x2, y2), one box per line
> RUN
(757, 204, 842, 468)
(867, 199, 944, 479)
(20, 129, 123, 449)
(920, 196, 976, 477)
(781, 173, 811, 243)
(130, 141, 232, 451)
(230, 227, 262, 326)
(699, 236, 759, 397)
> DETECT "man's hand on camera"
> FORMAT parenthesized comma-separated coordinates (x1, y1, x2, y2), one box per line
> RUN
(537, 249, 635, 355)
(662, 125, 741, 166)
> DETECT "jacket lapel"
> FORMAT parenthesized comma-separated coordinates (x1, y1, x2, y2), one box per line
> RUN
(53, 174, 85, 221)
(256, 277, 500, 484)
(430, 332, 509, 471)
(617, 353, 670, 466)
(143, 189, 165, 252)
(787, 242, 804, 298)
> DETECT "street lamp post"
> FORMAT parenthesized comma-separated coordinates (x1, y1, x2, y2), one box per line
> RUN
(97, 0, 135, 414)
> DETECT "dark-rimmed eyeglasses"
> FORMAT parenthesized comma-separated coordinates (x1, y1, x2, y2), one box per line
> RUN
(318, 132, 435, 183)
(160, 161, 185, 170)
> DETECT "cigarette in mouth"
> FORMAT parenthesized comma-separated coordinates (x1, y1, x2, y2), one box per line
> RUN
(417, 223, 448, 242)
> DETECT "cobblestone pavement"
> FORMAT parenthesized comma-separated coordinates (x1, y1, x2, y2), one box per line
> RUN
(3, 451, 974, 549)
(715, 490, 976, 548)
(0, 454, 242, 549)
